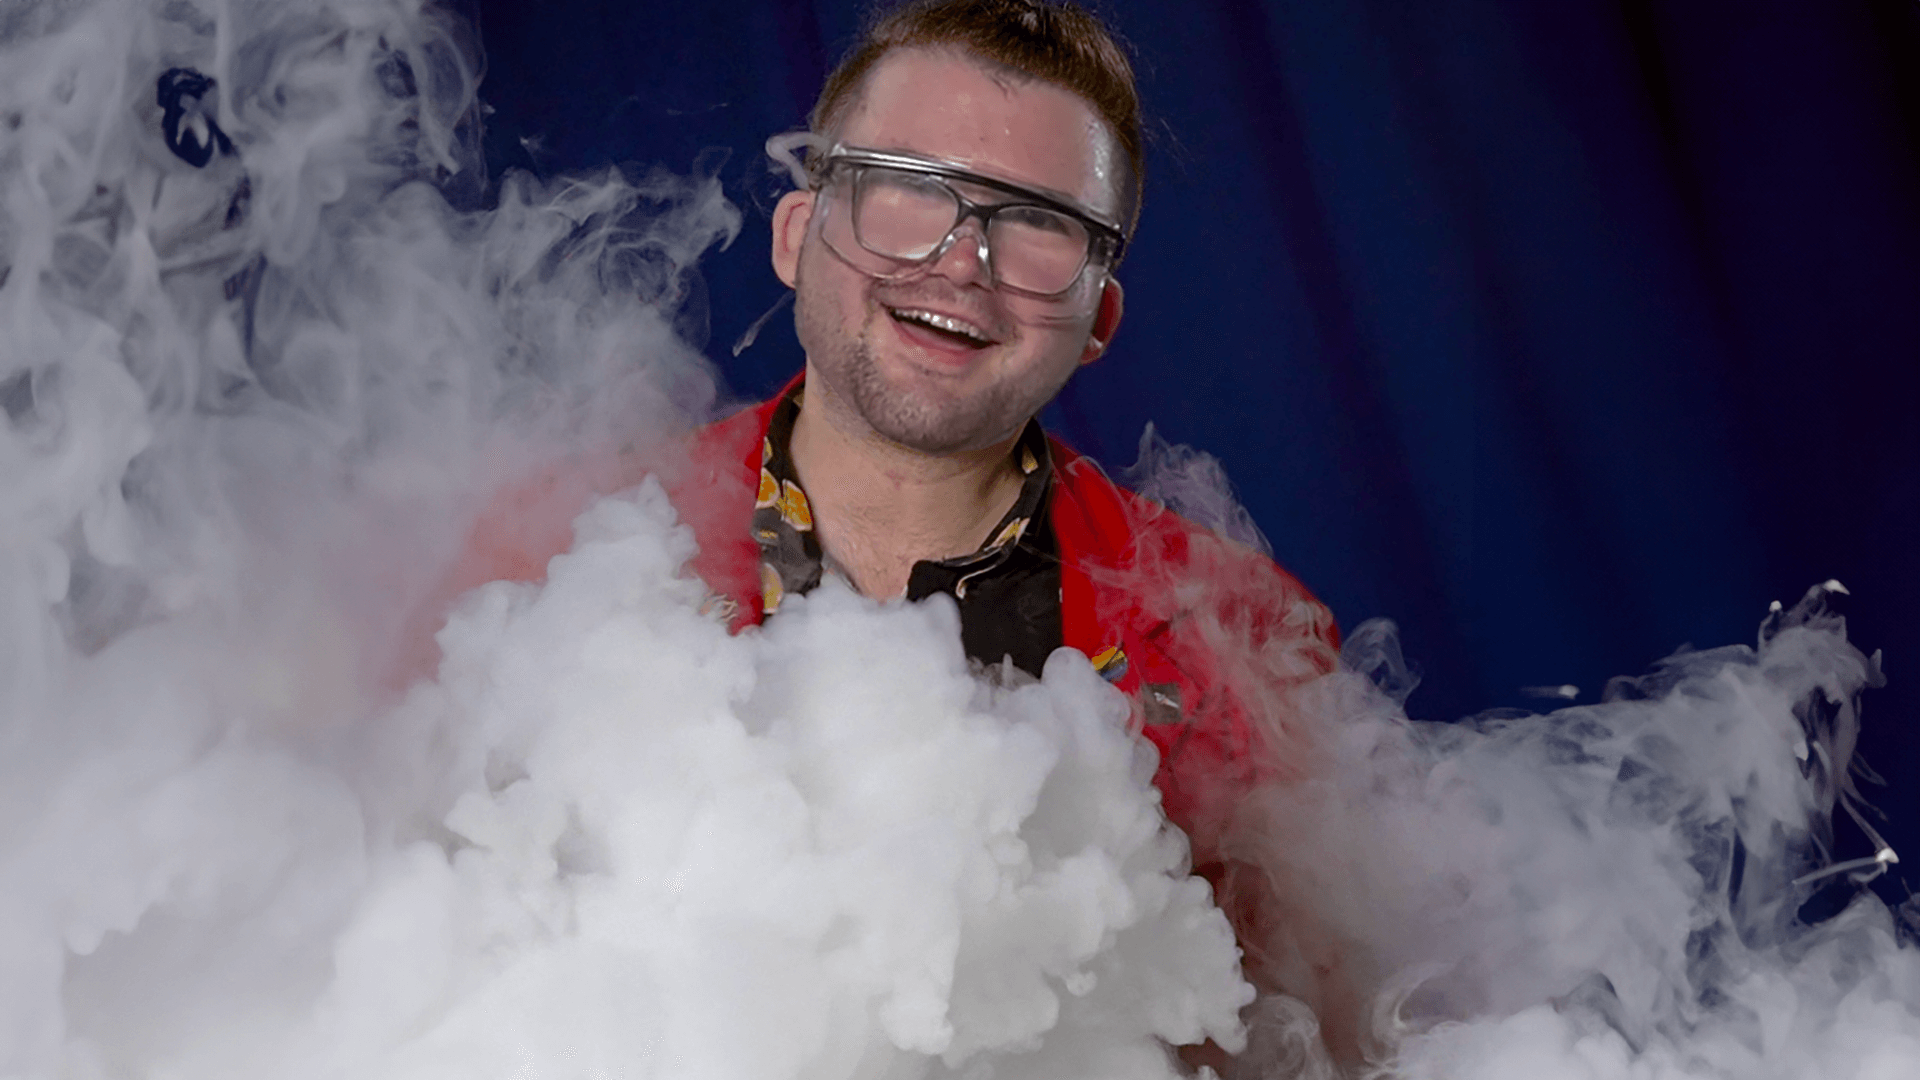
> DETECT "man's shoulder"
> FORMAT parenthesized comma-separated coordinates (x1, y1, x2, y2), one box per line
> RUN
(1044, 431, 1339, 656)
(1046, 436, 1311, 585)
(687, 394, 778, 473)
(444, 397, 771, 593)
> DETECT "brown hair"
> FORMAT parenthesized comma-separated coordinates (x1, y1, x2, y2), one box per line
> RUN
(809, 0, 1144, 232)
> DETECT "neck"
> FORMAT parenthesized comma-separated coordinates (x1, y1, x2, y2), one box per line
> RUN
(789, 369, 1027, 599)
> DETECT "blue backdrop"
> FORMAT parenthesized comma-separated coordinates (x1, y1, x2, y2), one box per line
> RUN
(466, 0, 1920, 906)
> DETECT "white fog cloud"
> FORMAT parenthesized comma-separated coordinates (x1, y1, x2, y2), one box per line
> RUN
(2, 2, 1914, 1078)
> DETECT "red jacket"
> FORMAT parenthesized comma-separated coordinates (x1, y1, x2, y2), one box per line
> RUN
(447, 388, 1340, 837)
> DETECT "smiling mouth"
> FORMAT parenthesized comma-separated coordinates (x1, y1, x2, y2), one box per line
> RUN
(888, 307, 996, 349)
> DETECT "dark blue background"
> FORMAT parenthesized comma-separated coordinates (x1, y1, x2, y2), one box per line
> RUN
(464, 0, 1919, 904)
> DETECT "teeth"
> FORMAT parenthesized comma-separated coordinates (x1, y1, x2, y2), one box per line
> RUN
(894, 308, 991, 345)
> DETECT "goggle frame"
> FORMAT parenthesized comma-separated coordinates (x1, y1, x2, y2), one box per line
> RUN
(814, 143, 1129, 300)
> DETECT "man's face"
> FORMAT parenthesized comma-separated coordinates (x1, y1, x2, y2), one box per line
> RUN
(772, 48, 1126, 456)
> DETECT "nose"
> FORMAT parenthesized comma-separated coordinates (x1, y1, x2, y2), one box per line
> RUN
(928, 219, 993, 289)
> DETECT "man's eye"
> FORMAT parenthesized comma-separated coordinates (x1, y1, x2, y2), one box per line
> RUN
(999, 206, 1079, 237)
(867, 171, 949, 205)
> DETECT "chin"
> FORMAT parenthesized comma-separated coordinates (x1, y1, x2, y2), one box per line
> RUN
(865, 369, 1064, 455)
(865, 400, 1000, 456)
(846, 374, 985, 452)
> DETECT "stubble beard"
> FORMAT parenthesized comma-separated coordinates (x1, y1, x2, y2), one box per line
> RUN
(796, 279, 1079, 457)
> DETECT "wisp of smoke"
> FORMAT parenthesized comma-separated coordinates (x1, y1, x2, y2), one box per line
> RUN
(4, 1, 1917, 1079)
(1218, 584, 1920, 1079)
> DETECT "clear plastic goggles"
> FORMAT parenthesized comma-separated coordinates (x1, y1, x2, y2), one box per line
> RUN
(774, 135, 1129, 311)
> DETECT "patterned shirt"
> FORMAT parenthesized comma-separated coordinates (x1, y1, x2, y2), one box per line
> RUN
(751, 382, 1064, 677)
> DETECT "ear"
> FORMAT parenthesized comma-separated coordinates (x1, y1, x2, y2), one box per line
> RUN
(771, 189, 815, 288)
(1079, 276, 1125, 366)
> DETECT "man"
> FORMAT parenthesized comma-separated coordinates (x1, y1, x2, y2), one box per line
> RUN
(454, 0, 1343, 1058)
(747, 0, 1338, 808)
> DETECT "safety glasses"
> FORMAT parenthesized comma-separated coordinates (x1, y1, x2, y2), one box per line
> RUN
(806, 142, 1127, 306)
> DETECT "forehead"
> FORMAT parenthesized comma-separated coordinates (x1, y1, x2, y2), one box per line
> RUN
(835, 47, 1121, 219)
